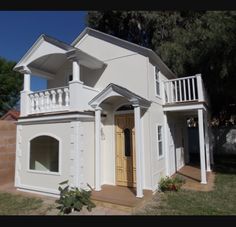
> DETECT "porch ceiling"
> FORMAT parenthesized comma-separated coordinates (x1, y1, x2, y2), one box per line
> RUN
(28, 54, 67, 76)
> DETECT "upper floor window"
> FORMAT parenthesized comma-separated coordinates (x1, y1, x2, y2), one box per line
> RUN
(155, 67, 160, 97)
(157, 125, 163, 159)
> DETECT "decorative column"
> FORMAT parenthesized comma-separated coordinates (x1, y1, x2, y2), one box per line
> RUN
(133, 102, 144, 198)
(94, 106, 102, 191)
(19, 67, 31, 116)
(23, 73, 31, 92)
(163, 112, 170, 176)
(198, 109, 207, 184)
(204, 111, 211, 172)
(67, 50, 84, 111)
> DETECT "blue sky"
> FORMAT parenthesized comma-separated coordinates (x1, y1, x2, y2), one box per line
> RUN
(0, 11, 87, 91)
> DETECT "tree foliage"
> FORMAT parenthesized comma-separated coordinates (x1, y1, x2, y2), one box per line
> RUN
(0, 57, 23, 116)
(87, 11, 236, 120)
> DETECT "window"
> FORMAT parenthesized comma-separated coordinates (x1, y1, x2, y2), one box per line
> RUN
(155, 67, 160, 97)
(157, 125, 163, 159)
(124, 128, 131, 157)
(29, 136, 59, 173)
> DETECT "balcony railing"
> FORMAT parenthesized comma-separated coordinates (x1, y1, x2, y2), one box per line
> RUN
(163, 74, 208, 105)
(29, 86, 70, 114)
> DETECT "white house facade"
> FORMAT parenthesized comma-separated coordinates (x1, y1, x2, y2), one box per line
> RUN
(14, 27, 212, 198)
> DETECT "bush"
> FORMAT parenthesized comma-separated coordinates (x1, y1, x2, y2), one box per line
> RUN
(158, 176, 185, 192)
(56, 180, 96, 214)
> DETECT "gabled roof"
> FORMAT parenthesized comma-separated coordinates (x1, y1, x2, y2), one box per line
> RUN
(14, 33, 106, 74)
(72, 27, 177, 79)
(89, 83, 151, 108)
(42, 34, 74, 51)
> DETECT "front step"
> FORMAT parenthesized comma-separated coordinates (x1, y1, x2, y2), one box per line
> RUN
(91, 185, 154, 213)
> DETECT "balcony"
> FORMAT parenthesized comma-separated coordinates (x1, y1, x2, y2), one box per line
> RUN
(163, 74, 209, 106)
(22, 84, 100, 116)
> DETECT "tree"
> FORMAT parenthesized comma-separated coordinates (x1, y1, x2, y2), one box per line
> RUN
(87, 11, 236, 121)
(0, 57, 23, 116)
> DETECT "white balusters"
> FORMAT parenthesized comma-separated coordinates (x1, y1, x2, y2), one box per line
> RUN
(39, 92, 45, 111)
(45, 91, 50, 110)
(29, 94, 35, 113)
(187, 77, 191, 100)
(34, 93, 39, 112)
(179, 80, 182, 102)
(28, 86, 70, 114)
(163, 75, 206, 105)
(64, 88, 70, 107)
(51, 90, 56, 109)
(183, 79, 186, 101)
(57, 89, 63, 107)
(192, 77, 196, 100)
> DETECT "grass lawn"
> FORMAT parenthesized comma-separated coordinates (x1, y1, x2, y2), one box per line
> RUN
(136, 155, 236, 215)
(0, 192, 51, 215)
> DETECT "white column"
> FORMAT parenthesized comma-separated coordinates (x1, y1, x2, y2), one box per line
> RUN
(23, 73, 31, 91)
(198, 109, 207, 184)
(204, 111, 211, 172)
(72, 60, 82, 83)
(163, 112, 170, 176)
(69, 58, 84, 111)
(133, 104, 143, 198)
(20, 69, 31, 116)
(95, 106, 102, 191)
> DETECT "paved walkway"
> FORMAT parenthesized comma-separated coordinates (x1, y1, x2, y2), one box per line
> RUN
(174, 165, 215, 191)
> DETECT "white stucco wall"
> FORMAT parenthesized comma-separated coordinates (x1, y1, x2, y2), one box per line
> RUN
(74, 35, 149, 99)
(16, 122, 72, 194)
(82, 120, 95, 188)
(16, 117, 96, 195)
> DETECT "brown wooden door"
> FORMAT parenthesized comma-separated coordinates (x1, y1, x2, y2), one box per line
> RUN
(115, 114, 136, 187)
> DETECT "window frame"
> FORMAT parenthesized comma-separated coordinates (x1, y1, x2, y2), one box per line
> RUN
(27, 134, 61, 176)
(156, 124, 164, 160)
(154, 66, 161, 98)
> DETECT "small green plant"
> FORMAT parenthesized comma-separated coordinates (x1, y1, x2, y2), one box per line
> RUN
(55, 180, 96, 214)
(158, 176, 185, 192)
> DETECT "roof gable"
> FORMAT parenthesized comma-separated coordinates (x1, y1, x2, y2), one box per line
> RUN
(14, 34, 73, 71)
(72, 27, 176, 79)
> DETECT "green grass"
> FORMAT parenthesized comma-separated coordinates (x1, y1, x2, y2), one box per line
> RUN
(136, 155, 236, 215)
(0, 192, 44, 215)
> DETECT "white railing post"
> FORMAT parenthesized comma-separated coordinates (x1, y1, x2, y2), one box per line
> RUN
(196, 74, 204, 102)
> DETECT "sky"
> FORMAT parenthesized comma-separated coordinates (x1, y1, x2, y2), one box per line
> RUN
(0, 11, 87, 91)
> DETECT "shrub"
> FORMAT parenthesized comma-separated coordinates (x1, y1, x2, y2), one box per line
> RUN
(56, 180, 96, 214)
(158, 176, 185, 192)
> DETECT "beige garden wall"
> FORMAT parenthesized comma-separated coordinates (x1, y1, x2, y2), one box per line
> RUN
(0, 120, 16, 185)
